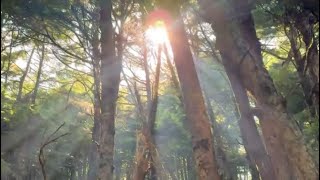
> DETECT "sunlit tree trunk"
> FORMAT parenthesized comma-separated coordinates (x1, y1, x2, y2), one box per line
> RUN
(16, 47, 35, 102)
(31, 44, 45, 104)
(132, 46, 162, 180)
(198, 0, 319, 179)
(223, 57, 275, 180)
(166, 13, 221, 179)
(98, 0, 121, 179)
(234, 2, 318, 178)
(2, 30, 14, 95)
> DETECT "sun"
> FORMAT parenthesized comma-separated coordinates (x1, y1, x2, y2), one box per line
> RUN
(145, 20, 169, 47)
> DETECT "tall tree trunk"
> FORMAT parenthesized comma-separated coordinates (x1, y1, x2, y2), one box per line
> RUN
(132, 46, 162, 180)
(223, 59, 275, 180)
(98, 0, 121, 179)
(166, 14, 221, 179)
(16, 47, 35, 102)
(87, 104, 100, 180)
(31, 44, 45, 104)
(2, 30, 14, 93)
(197, 0, 319, 179)
(88, 20, 101, 180)
(235, 2, 318, 179)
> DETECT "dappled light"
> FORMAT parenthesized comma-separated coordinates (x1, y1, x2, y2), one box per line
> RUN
(1, 0, 319, 180)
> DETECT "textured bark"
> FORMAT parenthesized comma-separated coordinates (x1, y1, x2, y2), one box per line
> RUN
(257, 111, 295, 180)
(234, 4, 318, 178)
(87, 25, 101, 180)
(197, 0, 319, 179)
(98, 0, 121, 179)
(132, 126, 156, 180)
(166, 15, 220, 180)
(223, 60, 276, 180)
(87, 110, 100, 180)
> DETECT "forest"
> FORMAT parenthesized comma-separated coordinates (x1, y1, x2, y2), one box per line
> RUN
(1, 0, 319, 179)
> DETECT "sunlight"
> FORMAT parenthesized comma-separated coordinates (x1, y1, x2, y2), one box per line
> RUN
(145, 20, 169, 47)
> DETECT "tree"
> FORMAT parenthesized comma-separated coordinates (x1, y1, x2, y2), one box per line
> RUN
(198, 0, 319, 179)
(97, 0, 121, 179)
(157, 3, 221, 179)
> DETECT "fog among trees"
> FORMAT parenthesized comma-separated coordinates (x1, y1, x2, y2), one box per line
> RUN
(1, 0, 319, 179)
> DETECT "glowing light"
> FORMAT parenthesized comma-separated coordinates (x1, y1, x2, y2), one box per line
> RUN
(145, 20, 169, 46)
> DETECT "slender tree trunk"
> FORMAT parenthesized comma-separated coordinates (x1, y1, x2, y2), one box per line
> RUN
(132, 126, 154, 180)
(223, 59, 275, 180)
(203, 90, 233, 180)
(166, 14, 221, 180)
(87, 104, 100, 180)
(3, 30, 14, 90)
(16, 47, 35, 102)
(133, 47, 162, 180)
(87, 21, 101, 180)
(31, 44, 45, 104)
(285, 24, 316, 116)
(98, 0, 121, 179)
(293, 14, 319, 117)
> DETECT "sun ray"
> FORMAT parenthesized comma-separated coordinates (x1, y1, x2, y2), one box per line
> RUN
(145, 20, 169, 47)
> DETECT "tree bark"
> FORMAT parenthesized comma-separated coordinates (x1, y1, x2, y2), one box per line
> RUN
(223, 59, 276, 180)
(132, 46, 162, 180)
(31, 44, 45, 104)
(166, 15, 221, 180)
(197, 0, 319, 179)
(234, 2, 318, 178)
(98, 0, 121, 179)
(87, 19, 102, 180)
(16, 47, 35, 102)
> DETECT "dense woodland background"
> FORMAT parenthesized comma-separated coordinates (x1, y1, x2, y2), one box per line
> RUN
(1, 0, 319, 179)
